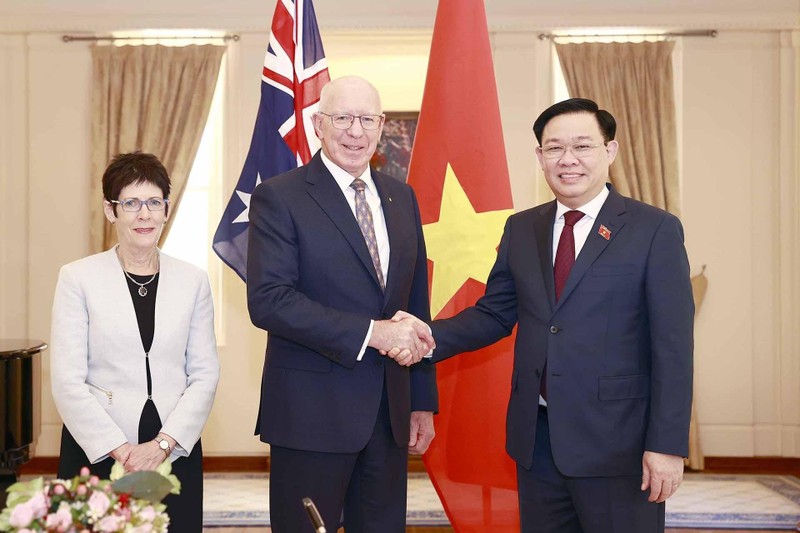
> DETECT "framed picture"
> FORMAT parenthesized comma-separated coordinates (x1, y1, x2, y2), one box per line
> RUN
(371, 112, 419, 182)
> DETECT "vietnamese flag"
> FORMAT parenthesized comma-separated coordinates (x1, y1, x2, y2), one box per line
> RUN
(407, 0, 519, 530)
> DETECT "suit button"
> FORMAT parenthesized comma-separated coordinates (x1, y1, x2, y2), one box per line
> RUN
(549, 325, 559, 334)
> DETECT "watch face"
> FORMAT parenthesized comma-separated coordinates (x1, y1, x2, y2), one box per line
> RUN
(159, 440, 169, 450)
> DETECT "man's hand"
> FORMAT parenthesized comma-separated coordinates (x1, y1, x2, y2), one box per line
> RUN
(641, 451, 684, 503)
(408, 411, 435, 455)
(369, 312, 434, 366)
(379, 311, 435, 365)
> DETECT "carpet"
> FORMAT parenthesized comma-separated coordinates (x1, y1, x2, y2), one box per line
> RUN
(203, 472, 800, 529)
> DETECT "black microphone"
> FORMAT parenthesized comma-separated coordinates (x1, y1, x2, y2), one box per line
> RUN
(302, 497, 327, 533)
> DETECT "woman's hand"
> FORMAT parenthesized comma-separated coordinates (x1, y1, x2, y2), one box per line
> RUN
(123, 441, 169, 472)
(109, 442, 134, 464)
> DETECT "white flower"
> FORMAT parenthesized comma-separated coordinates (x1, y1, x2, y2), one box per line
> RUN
(125, 524, 154, 533)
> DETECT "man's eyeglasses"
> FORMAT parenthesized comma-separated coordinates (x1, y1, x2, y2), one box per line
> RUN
(318, 112, 384, 131)
(110, 197, 169, 212)
(538, 142, 608, 159)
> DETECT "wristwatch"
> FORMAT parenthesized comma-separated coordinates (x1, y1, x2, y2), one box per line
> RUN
(155, 436, 171, 456)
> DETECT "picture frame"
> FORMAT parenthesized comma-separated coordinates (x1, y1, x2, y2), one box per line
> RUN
(371, 112, 419, 183)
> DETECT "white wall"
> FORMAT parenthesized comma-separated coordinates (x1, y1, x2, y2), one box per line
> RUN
(1, 0, 798, 458)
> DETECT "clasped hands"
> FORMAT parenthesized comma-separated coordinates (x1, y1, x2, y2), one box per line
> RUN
(369, 310, 434, 366)
(109, 433, 175, 473)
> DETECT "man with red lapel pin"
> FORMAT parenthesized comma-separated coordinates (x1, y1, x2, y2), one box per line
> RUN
(393, 97, 693, 533)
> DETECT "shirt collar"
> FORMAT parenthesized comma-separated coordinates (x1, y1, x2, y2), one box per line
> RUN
(320, 150, 377, 196)
(555, 183, 610, 222)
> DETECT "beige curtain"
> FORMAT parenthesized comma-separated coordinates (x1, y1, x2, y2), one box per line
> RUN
(90, 44, 225, 253)
(556, 41, 680, 217)
(556, 41, 703, 469)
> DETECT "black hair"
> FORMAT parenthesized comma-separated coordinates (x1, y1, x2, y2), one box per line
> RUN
(532, 98, 616, 145)
(102, 152, 171, 216)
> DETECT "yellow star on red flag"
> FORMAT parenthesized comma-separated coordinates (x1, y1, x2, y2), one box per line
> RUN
(423, 163, 514, 318)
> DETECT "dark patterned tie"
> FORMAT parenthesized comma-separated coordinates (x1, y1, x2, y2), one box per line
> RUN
(542, 210, 585, 401)
(351, 178, 385, 290)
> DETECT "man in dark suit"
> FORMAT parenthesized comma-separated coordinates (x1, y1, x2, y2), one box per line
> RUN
(392, 98, 693, 532)
(246, 76, 438, 533)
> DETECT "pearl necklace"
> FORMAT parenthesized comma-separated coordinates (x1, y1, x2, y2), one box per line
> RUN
(116, 247, 159, 297)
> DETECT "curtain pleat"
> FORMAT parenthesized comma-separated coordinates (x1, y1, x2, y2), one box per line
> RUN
(90, 44, 225, 252)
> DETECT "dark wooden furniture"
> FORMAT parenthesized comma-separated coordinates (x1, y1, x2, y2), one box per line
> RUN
(0, 339, 46, 509)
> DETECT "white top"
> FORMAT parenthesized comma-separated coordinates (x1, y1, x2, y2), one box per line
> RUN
(50, 248, 219, 463)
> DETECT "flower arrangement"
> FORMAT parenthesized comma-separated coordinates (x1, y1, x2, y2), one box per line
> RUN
(0, 461, 180, 533)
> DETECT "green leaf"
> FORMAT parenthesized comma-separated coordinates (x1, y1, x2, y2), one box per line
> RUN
(155, 459, 181, 495)
(4, 477, 44, 508)
(110, 460, 126, 481)
(111, 471, 174, 503)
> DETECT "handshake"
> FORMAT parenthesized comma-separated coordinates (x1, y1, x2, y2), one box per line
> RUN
(369, 310, 435, 367)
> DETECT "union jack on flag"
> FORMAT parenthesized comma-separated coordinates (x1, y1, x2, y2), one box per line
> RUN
(212, 0, 330, 281)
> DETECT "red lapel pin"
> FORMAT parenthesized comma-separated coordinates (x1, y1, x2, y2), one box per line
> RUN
(598, 225, 611, 240)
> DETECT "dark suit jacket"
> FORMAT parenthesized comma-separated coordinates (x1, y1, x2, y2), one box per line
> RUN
(431, 185, 693, 476)
(247, 152, 438, 454)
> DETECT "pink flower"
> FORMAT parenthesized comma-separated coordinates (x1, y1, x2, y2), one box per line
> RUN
(44, 503, 73, 531)
(95, 514, 126, 532)
(28, 491, 49, 519)
(76, 484, 87, 495)
(53, 483, 65, 495)
(139, 505, 156, 522)
(8, 503, 34, 528)
(89, 475, 100, 486)
(80, 466, 90, 477)
(87, 490, 111, 516)
(10, 491, 48, 527)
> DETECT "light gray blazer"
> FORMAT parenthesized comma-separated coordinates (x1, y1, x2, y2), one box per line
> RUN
(50, 248, 219, 464)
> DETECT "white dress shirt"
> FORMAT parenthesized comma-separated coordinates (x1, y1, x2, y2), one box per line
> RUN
(552, 185, 610, 264)
(321, 151, 390, 361)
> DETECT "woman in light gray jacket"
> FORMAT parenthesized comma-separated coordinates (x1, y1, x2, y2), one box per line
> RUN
(51, 152, 219, 531)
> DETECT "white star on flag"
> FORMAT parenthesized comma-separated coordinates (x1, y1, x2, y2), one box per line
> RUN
(232, 174, 262, 224)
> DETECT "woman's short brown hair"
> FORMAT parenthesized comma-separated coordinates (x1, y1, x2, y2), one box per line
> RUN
(102, 152, 171, 215)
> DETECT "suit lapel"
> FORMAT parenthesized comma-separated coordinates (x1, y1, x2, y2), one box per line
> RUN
(305, 155, 384, 291)
(554, 187, 628, 311)
(533, 201, 557, 311)
(373, 173, 400, 300)
(105, 248, 150, 353)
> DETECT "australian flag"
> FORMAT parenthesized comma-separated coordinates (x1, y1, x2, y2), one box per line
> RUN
(212, 0, 330, 281)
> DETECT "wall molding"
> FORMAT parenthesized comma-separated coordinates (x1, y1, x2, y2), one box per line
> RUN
(0, 0, 797, 34)
(21, 455, 428, 474)
(22, 455, 799, 476)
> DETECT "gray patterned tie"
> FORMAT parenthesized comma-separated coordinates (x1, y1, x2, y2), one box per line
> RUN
(350, 178, 385, 290)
